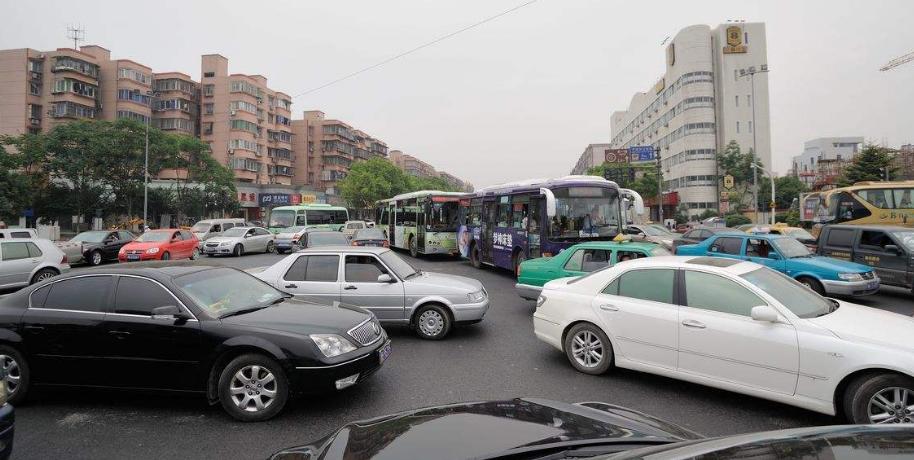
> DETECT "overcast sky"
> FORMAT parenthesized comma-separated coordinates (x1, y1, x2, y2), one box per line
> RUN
(2, 0, 912, 187)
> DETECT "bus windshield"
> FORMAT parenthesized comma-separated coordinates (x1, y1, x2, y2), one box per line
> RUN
(428, 201, 460, 232)
(549, 187, 621, 239)
(269, 210, 296, 228)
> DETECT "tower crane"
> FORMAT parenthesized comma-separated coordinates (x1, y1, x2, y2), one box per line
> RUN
(880, 51, 914, 71)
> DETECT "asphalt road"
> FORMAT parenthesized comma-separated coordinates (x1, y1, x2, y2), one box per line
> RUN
(10, 251, 914, 459)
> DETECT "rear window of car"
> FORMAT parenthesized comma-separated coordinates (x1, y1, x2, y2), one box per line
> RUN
(308, 232, 349, 247)
(826, 228, 855, 248)
(11, 231, 31, 238)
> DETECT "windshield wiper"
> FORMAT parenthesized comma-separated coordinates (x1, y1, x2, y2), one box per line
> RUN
(404, 271, 422, 280)
(219, 305, 270, 319)
(477, 438, 674, 460)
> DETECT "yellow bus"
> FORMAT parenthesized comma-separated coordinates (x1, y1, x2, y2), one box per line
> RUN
(801, 181, 914, 231)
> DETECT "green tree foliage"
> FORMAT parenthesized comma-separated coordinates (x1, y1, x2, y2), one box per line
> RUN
(838, 144, 898, 186)
(717, 140, 766, 212)
(586, 164, 659, 200)
(698, 209, 719, 220)
(725, 213, 751, 227)
(409, 175, 458, 193)
(338, 158, 414, 210)
(757, 175, 809, 210)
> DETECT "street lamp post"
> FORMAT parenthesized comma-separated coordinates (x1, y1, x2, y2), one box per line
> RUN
(738, 65, 769, 223)
(143, 90, 156, 232)
(655, 146, 663, 225)
(752, 161, 777, 225)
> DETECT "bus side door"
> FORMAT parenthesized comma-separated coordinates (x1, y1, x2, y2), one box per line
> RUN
(482, 200, 497, 263)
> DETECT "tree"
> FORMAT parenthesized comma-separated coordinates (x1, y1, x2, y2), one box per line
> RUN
(409, 175, 457, 192)
(757, 175, 808, 210)
(586, 163, 658, 200)
(838, 144, 898, 186)
(718, 140, 766, 212)
(673, 204, 689, 224)
(725, 213, 751, 227)
(338, 158, 413, 210)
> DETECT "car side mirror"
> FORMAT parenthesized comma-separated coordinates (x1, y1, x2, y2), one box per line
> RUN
(377, 274, 394, 283)
(151, 305, 187, 320)
(768, 252, 781, 260)
(885, 244, 900, 255)
(750, 305, 779, 322)
(244, 234, 252, 238)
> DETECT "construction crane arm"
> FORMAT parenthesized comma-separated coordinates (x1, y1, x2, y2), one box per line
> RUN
(880, 51, 914, 71)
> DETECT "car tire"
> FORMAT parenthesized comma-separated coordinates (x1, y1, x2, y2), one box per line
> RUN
(30, 268, 57, 285)
(233, 244, 244, 257)
(409, 236, 418, 258)
(217, 354, 289, 422)
(469, 244, 482, 269)
(844, 373, 914, 424)
(413, 304, 452, 340)
(161, 251, 171, 261)
(797, 276, 825, 296)
(190, 248, 200, 260)
(514, 251, 526, 278)
(89, 250, 103, 266)
(563, 323, 613, 375)
(0, 345, 30, 405)
(266, 241, 275, 254)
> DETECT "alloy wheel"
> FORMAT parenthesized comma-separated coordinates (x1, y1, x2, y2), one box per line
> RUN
(266, 241, 275, 253)
(35, 271, 54, 282)
(92, 251, 102, 265)
(229, 365, 277, 413)
(571, 330, 604, 368)
(0, 355, 21, 395)
(418, 310, 444, 337)
(868, 387, 914, 424)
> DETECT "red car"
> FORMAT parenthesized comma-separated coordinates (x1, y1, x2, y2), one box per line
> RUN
(118, 229, 199, 262)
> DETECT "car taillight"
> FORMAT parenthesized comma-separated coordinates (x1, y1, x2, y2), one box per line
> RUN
(352, 241, 362, 246)
(383, 241, 389, 247)
(61, 254, 68, 264)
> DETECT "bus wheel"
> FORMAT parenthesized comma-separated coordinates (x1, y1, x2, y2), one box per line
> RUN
(409, 236, 418, 258)
(469, 243, 482, 269)
(514, 251, 526, 278)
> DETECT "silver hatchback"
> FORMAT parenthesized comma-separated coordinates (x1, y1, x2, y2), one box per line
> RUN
(254, 246, 489, 340)
(0, 238, 70, 290)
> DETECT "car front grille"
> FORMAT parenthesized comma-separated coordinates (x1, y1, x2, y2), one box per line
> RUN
(348, 318, 382, 346)
(862, 271, 875, 280)
(126, 250, 144, 255)
(205, 242, 219, 248)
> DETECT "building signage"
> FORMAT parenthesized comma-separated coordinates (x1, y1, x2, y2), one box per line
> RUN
(723, 174, 735, 190)
(290, 194, 302, 205)
(301, 194, 317, 204)
(723, 25, 747, 54)
(666, 42, 675, 66)
(628, 145, 656, 162)
(653, 77, 665, 95)
(604, 149, 630, 164)
(258, 193, 292, 207)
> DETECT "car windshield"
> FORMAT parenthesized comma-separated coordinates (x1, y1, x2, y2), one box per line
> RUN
(891, 231, 914, 252)
(380, 250, 419, 279)
(190, 222, 211, 233)
(740, 268, 832, 318)
(354, 228, 386, 240)
(785, 228, 815, 240)
(550, 187, 621, 239)
(71, 231, 108, 243)
(650, 246, 672, 256)
(269, 210, 296, 228)
(307, 232, 349, 246)
(771, 237, 812, 258)
(175, 268, 283, 317)
(222, 228, 248, 237)
(136, 231, 172, 242)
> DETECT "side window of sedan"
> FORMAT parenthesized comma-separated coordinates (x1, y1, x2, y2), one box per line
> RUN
(114, 277, 178, 316)
(709, 237, 742, 255)
(617, 269, 675, 304)
(684, 270, 766, 317)
(255, 228, 270, 236)
(284, 255, 339, 282)
(118, 231, 134, 241)
(41, 276, 114, 312)
(345, 255, 391, 282)
(563, 250, 585, 271)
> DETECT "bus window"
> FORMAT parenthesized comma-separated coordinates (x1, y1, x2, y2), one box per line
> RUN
(332, 210, 348, 224)
(497, 199, 510, 228)
(379, 207, 388, 225)
(858, 189, 894, 209)
(895, 189, 914, 208)
(512, 202, 528, 229)
(469, 200, 482, 226)
(831, 192, 871, 222)
(428, 201, 459, 232)
(295, 213, 308, 226)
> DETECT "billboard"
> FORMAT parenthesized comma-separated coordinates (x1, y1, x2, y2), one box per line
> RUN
(604, 149, 629, 164)
(628, 145, 656, 162)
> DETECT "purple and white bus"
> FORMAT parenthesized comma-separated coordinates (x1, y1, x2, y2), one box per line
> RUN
(457, 175, 644, 274)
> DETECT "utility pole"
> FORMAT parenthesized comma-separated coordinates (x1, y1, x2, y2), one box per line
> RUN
(738, 65, 769, 223)
(143, 90, 156, 231)
(655, 146, 663, 224)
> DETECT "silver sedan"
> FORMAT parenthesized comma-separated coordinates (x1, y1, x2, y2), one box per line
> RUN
(201, 226, 275, 257)
(253, 246, 489, 340)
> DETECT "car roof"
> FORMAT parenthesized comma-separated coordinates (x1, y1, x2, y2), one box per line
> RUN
(299, 245, 390, 255)
(568, 241, 658, 250)
(69, 261, 225, 280)
(827, 224, 912, 231)
(616, 255, 761, 276)
(0, 237, 49, 243)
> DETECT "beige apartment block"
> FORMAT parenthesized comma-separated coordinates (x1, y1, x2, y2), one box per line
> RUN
(389, 150, 437, 178)
(81, 46, 153, 126)
(290, 110, 389, 194)
(152, 72, 199, 137)
(200, 54, 294, 185)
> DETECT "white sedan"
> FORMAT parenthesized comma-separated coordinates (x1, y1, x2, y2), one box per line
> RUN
(533, 255, 914, 424)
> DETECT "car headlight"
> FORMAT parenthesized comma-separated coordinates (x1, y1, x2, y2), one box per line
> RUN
(838, 272, 864, 281)
(536, 295, 547, 308)
(119, 248, 126, 254)
(146, 247, 160, 254)
(310, 334, 357, 358)
(467, 290, 486, 303)
(219, 241, 230, 246)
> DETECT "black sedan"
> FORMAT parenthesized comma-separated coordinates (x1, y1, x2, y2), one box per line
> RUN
(271, 398, 914, 460)
(671, 226, 735, 251)
(0, 263, 391, 422)
(350, 228, 389, 248)
(59, 230, 135, 266)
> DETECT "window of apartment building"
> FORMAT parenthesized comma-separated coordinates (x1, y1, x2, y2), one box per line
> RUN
(117, 110, 150, 124)
(53, 56, 99, 78)
(747, 95, 752, 107)
(735, 95, 739, 107)
(52, 101, 96, 118)
(117, 89, 151, 105)
(203, 103, 214, 115)
(275, 115, 291, 126)
(229, 138, 259, 152)
(230, 157, 261, 172)
(736, 121, 740, 133)
(29, 80, 42, 96)
(53, 78, 98, 98)
(268, 148, 292, 160)
(28, 59, 43, 73)
(202, 122, 213, 135)
(230, 80, 260, 97)
(229, 100, 257, 114)
(155, 118, 193, 131)
(230, 119, 259, 134)
(203, 84, 214, 97)
(28, 104, 42, 120)
(203, 72, 215, 78)
(118, 68, 151, 85)
(154, 98, 191, 112)
(154, 79, 196, 95)
(748, 121, 753, 133)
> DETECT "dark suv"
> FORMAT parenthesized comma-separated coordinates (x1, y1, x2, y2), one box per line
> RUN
(817, 224, 914, 293)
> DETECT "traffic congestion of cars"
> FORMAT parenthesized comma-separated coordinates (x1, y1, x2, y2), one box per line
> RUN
(1, 195, 914, 458)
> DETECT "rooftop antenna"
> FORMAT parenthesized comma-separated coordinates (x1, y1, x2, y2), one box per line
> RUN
(660, 36, 670, 46)
(66, 24, 85, 50)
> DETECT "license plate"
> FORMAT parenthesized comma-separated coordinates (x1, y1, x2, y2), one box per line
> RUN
(867, 281, 878, 290)
(378, 341, 392, 363)
(127, 254, 140, 261)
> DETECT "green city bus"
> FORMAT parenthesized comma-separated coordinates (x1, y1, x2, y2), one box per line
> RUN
(267, 203, 349, 233)
(378, 191, 470, 257)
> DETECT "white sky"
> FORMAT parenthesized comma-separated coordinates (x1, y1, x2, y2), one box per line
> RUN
(2, 0, 912, 187)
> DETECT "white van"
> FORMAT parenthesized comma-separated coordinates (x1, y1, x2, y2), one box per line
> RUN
(190, 218, 247, 248)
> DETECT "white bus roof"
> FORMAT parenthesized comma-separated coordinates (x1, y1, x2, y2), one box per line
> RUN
(477, 175, 619, 195)
(272, 203, 347, 209)
(382, 190, 472, 203)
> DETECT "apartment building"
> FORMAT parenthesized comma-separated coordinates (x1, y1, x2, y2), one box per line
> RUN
(438, 171, 473, 192)
(389, 150, 437, 178)
(290, 110, 389, 195)
(609, 23, 771, 216)
(152, 72, 199, 137)
(791, 137, 863, 188)
(570, 143, 614, 175)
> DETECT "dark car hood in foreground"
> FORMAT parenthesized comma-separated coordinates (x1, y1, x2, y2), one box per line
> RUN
(220, 299, 371, 335)
(271, 398, 701, 460)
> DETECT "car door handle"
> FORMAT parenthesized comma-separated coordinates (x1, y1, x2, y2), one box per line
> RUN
(599, 304, 619, 312)
(24, 325, 45, 332)
(108, 330, 131, 337)
(284, 283, 298, 289)
(682, 320, 706, 329)
(344, 285, 358, 290)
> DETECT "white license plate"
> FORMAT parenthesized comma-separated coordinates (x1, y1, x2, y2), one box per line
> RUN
(867, 281, 878, 290)
(378, 341, 392, 363)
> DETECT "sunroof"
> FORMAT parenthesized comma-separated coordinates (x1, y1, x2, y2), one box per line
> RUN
(685, 257, 743, 268)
